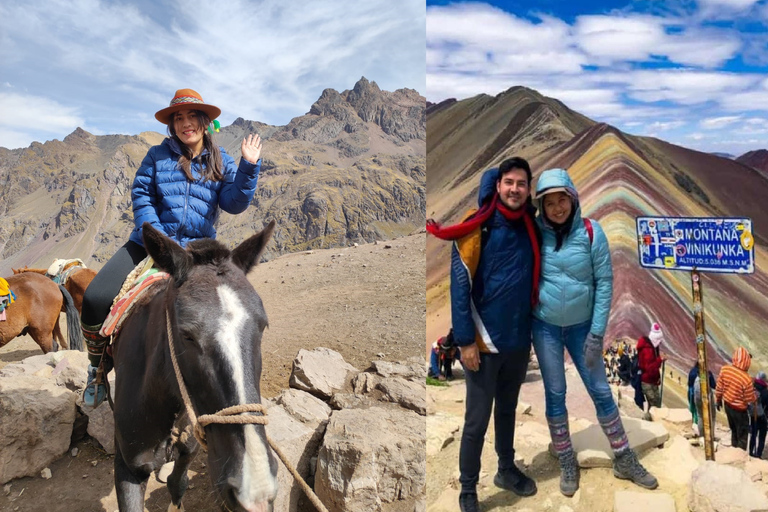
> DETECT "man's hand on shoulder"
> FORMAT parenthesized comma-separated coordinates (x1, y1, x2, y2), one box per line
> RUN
(461, 343, 480, 371)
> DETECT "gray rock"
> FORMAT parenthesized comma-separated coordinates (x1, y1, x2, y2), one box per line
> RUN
(0, 374, 77, 483)
(376, 377, 426, 415)
(352, 372, 380, 395)
(266, 403, 326, 512)
(289, 348, 358, 399)
(688, 461, 768, 512)
(371, 360, 424, 380)
(315, 407, 425, 512)
(329, 393, 373, 410)
(84, 401, 115, 454)
(274, 388, 332, 425)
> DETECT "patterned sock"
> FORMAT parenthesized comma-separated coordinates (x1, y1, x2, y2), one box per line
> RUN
(598, 409, 630, 455)
(81, 322, 107, 367)
(547, 414, 573, 455)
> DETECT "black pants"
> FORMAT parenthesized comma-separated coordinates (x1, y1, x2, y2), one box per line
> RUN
(750, 415, 767, 458)
(81, 240, 147, 328)
(459, 348, 530, 493)
(725, 404, 750, 450)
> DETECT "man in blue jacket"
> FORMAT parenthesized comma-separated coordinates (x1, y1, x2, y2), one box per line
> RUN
(427, 157, 542, 512)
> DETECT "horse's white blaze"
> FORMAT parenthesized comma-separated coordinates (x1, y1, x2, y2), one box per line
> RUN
(242, 425, 277, 504)
(215, 285, 276, 505)
(216, 285, 248, 403)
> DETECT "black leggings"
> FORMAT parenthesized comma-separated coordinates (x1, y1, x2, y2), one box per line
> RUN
(81, 240, 147, 328)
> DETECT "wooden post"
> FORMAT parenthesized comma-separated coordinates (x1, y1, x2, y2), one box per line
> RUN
(692, 269, 715, 460)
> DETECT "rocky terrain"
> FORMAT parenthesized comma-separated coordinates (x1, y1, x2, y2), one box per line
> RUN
(426, 85, 768, 375)
(0, 233, 426, 512)
(427, 362, 768, 512)
(0, 77, 425, 273)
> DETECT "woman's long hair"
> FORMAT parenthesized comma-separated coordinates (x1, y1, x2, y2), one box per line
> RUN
(168, 109, 224, 182)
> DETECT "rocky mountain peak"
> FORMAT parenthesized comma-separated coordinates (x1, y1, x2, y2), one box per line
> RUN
(63, 127, 96, 145)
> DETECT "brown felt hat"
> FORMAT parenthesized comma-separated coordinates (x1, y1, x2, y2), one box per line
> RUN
(154, 88, 221, 125)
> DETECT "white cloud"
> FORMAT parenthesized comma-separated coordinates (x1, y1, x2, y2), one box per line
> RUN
(0, 0, 425, 148)
(648, 120, 686, 131)
(0, 92, 84, 134)
(688, 133, 707, 140)
(701, 116, 742, 129)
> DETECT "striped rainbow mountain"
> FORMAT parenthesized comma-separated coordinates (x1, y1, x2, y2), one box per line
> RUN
(426, 86, 768, 373)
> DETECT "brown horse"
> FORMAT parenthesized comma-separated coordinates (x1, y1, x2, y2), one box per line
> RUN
(12, 266, 96, 315)
(0, 272, 83, 353)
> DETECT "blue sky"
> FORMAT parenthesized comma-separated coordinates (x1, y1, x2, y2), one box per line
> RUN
(427, 0, 768, 155)
(0, 0, 425, 150)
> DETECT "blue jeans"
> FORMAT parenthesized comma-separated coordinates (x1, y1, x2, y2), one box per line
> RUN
(532, 318, 617, 419)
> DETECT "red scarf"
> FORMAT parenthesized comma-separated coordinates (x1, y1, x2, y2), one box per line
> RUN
(427, 194, 541, 306)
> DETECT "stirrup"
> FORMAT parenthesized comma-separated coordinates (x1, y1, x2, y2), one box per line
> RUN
(83, 364, 106, 407)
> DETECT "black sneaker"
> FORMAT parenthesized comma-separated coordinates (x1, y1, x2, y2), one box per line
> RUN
(459, 492, 480, 512)
(493, 465, 537, 497)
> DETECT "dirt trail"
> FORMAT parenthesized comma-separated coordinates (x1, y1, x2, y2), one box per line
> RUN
(0, 234, 426, 512)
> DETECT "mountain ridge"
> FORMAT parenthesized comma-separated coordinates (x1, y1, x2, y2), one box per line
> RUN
(0, 78, 426, 275)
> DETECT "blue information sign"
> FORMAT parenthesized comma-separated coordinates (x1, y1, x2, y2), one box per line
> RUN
(636, 217, 755, 274)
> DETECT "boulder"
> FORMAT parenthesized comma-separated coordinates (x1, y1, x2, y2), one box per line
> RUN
(650, 406, 692, 425)
(688, 461, 768, 512)
(371, 360, 423, 380)
(329, 393, 374, 410)
(614, 491, 676, 512)
(289, 348, 358, 399)
(352, 372, 380, 395)
(266, 402, 327, 512)
(745, 458, 768, 482)
(315, 407, 425, 512)
(51, 351, 90, 392)
(657, 435, 700, 486)
(549, 417, 669, 468)
(717, 446, 750, 466)
(274, 388, 332, 425)
(84, 401, 115, 454)
(0, 374, 77, 483)
(427, 412, 462, 457)
(376, 377, 426, 415)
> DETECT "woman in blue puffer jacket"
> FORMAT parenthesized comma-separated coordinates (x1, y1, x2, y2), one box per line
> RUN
(80, 88, 263, 407)
(533, 168, 658, 496)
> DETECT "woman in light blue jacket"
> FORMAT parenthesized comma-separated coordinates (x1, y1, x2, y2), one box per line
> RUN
(533, 168, 657, 496)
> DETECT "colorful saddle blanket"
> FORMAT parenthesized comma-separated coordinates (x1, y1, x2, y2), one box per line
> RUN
(100, 263, 169, 338)
(0, 277, 16, 322)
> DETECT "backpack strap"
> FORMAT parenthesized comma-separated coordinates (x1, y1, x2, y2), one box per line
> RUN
(584, 218, 593, 245)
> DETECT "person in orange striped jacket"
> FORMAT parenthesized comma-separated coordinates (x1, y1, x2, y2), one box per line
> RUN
(716, 347, 758, 450)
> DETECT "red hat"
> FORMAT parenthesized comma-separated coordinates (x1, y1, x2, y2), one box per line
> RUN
(154, 88, 221, 125)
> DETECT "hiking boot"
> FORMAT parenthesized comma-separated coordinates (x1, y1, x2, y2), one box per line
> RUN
(83, 364, 106, 408)
(559, 449, 580, 497)
(458, 492, 479, 512)
(494, 465, 537, 497)
(613, 450, 658, 489)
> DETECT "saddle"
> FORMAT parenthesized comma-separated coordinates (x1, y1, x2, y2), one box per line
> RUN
(46, 258, 86, 285)
(100, 257, 170, 339)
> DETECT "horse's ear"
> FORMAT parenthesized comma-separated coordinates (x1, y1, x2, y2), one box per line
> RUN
(141, 222, 191, 285)
(232, 220, 275, 274)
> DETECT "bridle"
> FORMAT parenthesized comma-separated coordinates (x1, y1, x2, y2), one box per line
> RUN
(164, 308, 268, 448)
(164, 305, 330, 512)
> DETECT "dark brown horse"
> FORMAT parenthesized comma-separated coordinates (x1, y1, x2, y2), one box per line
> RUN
(12, 266, 96, 315)
(0, 272, 83, 353)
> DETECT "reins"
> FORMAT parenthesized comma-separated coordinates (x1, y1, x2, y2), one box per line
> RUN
(164, 308, 329, 512)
